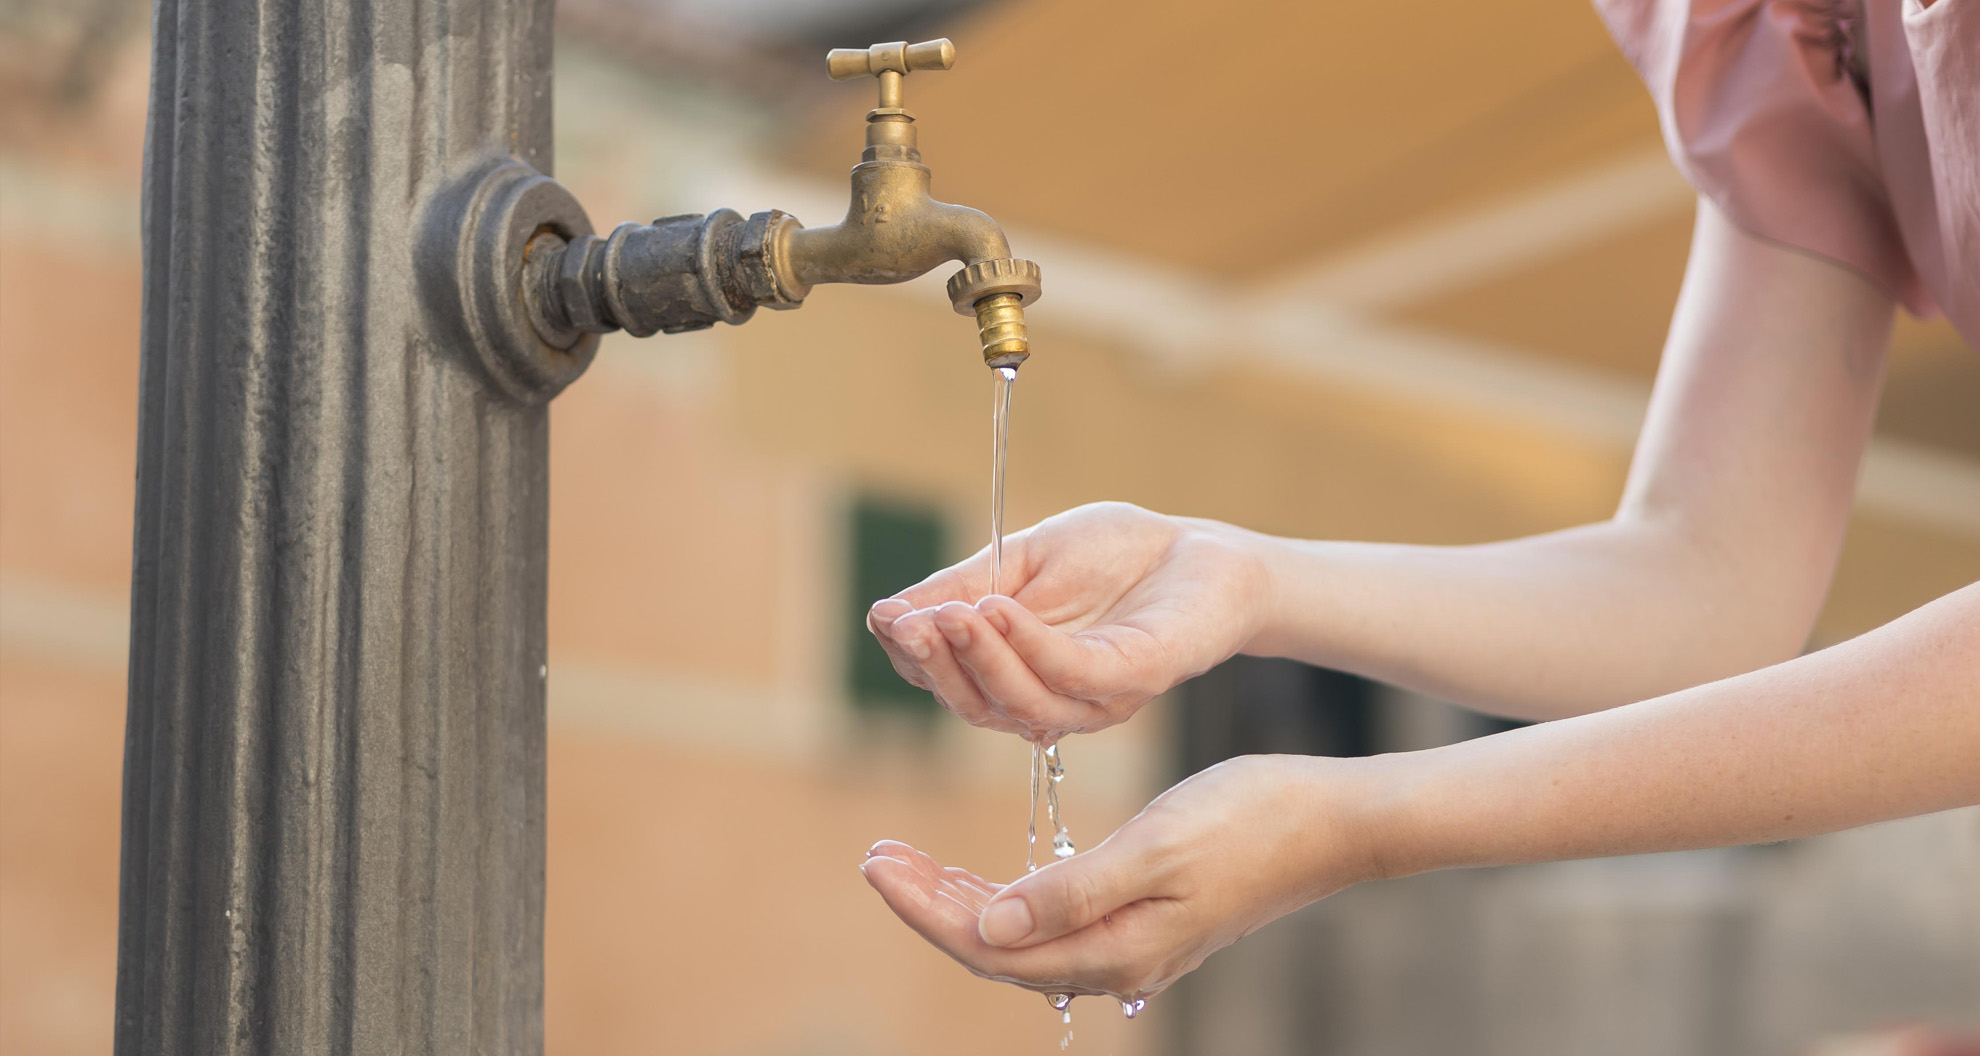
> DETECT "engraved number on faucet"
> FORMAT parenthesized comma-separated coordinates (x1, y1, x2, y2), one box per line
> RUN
(861, 193, 891, 224)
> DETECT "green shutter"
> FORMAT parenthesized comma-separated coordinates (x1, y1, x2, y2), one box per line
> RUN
(846, 496, 948, 715)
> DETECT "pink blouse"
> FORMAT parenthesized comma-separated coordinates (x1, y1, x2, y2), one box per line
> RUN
(1594, 0, 1980, 345)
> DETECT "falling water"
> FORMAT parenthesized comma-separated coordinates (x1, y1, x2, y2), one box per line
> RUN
(990, 365, 1016, 596)
(1026, 741, 1041, 871)
(1051, 992, 1075, 1049)
(1024, 742, 1076, 872)
(988, 364, 1097, 1042)
(1044, 742, 1072, 861)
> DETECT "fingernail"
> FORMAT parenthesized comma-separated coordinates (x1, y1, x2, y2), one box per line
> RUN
(901, 628, 932, 661)
(979, 896, 1034, 947)
(978, 600, 1011, 635)
(936, 610, 972, 649)
(870, 598, 910, 627)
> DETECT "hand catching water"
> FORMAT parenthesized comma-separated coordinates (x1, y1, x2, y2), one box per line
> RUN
(859, 754, 1387, 1005)
(866, 502, 1271, 740)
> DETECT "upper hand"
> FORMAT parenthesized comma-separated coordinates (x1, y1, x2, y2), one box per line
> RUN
(865, 502, 1271, 739)
(858, 754, 1384, 1002)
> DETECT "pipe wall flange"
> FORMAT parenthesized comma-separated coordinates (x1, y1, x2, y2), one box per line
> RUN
(421, 158, 598, 403)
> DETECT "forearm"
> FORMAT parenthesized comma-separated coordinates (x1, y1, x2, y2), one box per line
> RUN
(1354, 580, 1980, 878)
(1238, 517, 1824, 719)
(1232, 203, 1891, 721)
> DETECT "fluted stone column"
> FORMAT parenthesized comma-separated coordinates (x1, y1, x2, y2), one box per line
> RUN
(117, 1, 569, 1051)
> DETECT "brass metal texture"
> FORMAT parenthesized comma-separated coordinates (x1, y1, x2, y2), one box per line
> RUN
(974, 293, 1032, 369)
(826, 38, 956, 82)
(947, 257, 1043, 315)
(517, 36, 1040, 368)
(777, 38, 1042, 364)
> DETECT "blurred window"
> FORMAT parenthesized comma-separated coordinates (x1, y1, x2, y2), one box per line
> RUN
(1175, 658, 1380, 777)
(845, 495, 947, 715)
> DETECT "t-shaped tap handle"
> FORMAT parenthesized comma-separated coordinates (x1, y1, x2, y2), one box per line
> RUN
(825, 39, 956, 109)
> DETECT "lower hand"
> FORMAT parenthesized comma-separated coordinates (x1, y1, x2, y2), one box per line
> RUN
(858, 755, 1386, 1002)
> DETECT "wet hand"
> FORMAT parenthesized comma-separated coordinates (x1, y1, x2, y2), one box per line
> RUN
(865, 502, 1270, 739)
(859, 755, 1383, 1002)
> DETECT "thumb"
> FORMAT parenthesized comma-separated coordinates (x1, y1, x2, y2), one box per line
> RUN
(977, 839, 1158, 949)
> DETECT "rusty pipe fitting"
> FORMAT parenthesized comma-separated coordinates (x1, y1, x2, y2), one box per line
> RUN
(523, 208, 805, 343)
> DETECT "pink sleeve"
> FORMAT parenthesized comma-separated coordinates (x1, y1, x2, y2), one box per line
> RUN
(1593, 0, 1929, 312)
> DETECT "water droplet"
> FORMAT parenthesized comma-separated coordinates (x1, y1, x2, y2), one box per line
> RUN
(1052, 832, 1076, 859)
(1120, 1000, 1136, 1019)
(1046, 993, 1072, 1011)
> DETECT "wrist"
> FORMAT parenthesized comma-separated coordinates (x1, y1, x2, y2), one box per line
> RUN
(1307, 751, 1452, 886)
(1239, 531, 1334, 661)
(1161, 515, 1282, 658)
(1262, 754, 1417, 900)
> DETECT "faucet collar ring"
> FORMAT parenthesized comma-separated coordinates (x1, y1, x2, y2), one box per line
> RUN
(947, 257, 1042, 316)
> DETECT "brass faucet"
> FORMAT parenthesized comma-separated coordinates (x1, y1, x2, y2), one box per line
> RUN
(522, 38, 1041, 370)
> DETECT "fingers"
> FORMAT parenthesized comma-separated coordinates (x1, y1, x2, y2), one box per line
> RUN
(867, 598, 911, 634)
(860, 842, 1155, 997)
(865, 841, 1001, 907)
(882, 607, 1017, 732)
(867, 599, 934, 689)
(862, 846, 992, 953)
(872, 596, 1128, 734)
(891, 556, 992, 612)
(869, 523, 1039, 615)
(977, 833, 1163, 949)
(871, 599, 996, 724)
(932, 601, 1101, 732)
(976, 595, 1159, 704)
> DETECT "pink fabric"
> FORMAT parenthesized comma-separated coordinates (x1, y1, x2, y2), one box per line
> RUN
(1594, 0, 1980, 346)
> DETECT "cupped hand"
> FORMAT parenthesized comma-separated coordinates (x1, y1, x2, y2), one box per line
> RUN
(866, 502, 1271, 739)
(859, 755, 1384, 1002)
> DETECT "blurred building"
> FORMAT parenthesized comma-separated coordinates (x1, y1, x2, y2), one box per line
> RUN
(1, 0, 1975, 1054)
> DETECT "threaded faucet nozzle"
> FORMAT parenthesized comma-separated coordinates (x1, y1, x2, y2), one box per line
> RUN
(975, 292, 1030, 369)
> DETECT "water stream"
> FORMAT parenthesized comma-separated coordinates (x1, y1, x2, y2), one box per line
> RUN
(989, 364, 1132, 1039)
(990, 365, 1016, 597)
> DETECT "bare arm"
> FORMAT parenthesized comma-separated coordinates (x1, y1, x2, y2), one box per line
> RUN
(872, 199, 1898, 730)
(1372, 580, 1980, 874)
(858, 199, 1974, 1003)
(860, 582, 1980, 1001)
(1248, 199, 1896, 718)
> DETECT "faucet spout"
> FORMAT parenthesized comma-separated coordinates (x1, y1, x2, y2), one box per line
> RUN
(769, 82, 1041, 371)
(782, 170, 1012, 292)
(515, 38, 1042, 369)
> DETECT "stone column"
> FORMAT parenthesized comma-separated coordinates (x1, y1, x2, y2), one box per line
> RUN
(117, 1, 571, 1051)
